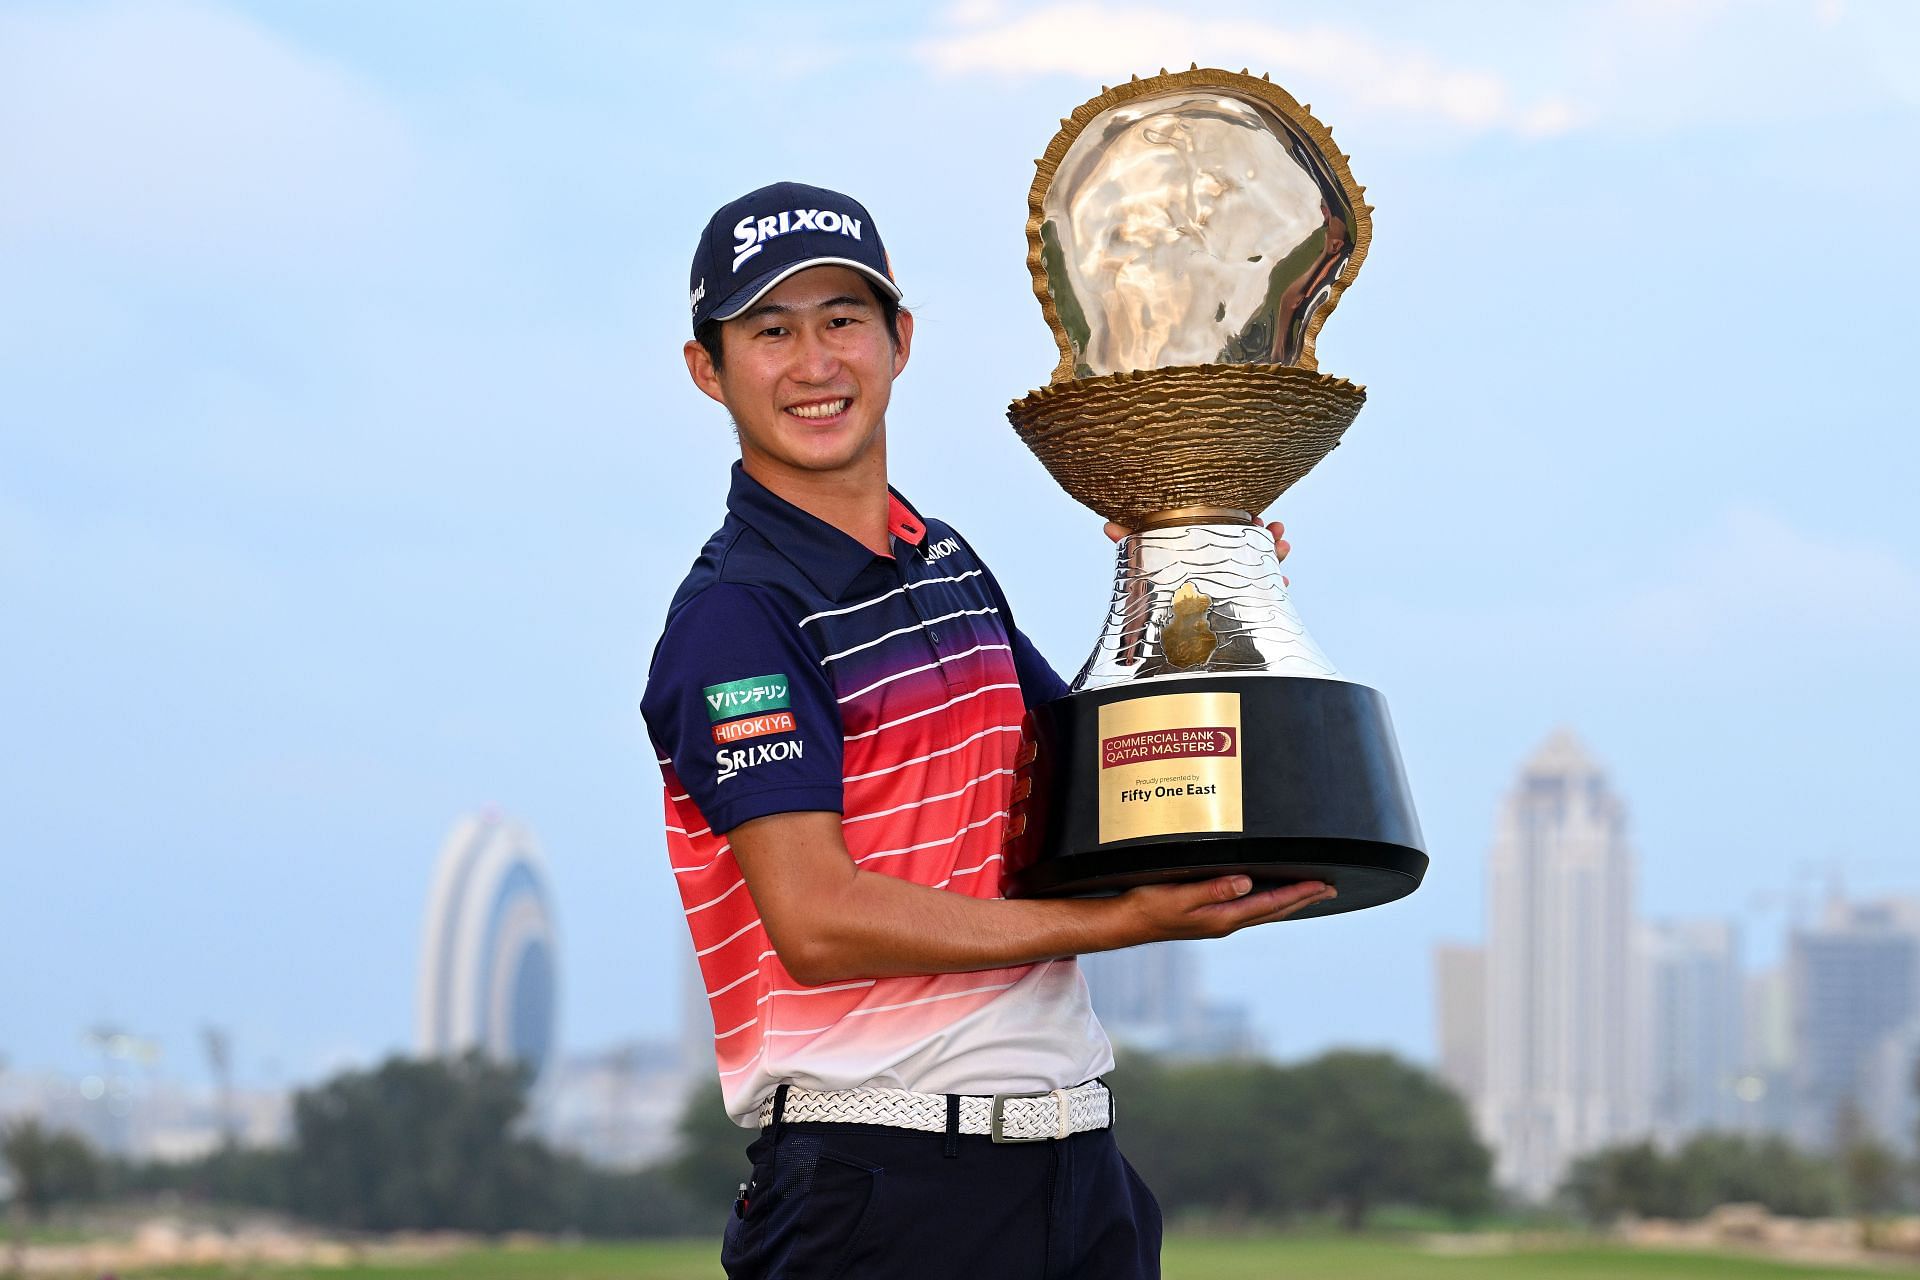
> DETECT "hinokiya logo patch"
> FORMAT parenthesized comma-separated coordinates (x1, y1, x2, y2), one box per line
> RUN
(703, 674, 790, 722)
(712, 710, 796, 745)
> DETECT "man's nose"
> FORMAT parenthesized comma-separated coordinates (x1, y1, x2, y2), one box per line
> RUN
(789, 329, 842, 382)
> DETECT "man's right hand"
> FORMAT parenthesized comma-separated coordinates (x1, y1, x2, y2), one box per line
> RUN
(1118, 875, 1336, 942)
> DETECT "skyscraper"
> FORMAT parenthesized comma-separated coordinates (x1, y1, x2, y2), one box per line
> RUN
(1789, 897, 1919, 1149)
(1481, 729, 1639, 1198)
(1641, 918, 1742, 1142)
(1433, 943, 1486, 1103)
(1079, 942, 1257, 1059)
(415, 810, 559, 1079)
(1734, 966, 1795, 1135)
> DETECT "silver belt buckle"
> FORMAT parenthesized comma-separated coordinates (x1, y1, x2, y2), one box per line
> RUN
(989, 1089, 1055, 1143)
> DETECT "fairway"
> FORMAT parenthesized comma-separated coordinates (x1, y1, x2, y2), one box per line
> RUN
(110, 1235, 1901, 1279)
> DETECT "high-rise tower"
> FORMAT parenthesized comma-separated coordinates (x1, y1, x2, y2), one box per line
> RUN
(1789, 897, 1920, 1149)
(1480, 730, 1639, 1198)
(1641, 918, 1743, 1142)
(415, 810, 559, 1079)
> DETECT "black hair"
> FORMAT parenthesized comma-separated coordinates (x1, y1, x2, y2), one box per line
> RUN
(695, 280, 902, 373)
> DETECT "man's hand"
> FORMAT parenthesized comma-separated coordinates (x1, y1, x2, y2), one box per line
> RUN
(1120, 874, 1336, 940)
(1104, 518, 1291, 585)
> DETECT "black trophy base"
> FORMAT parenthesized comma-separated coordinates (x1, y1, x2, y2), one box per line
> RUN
(1004, 676, 1426, 920)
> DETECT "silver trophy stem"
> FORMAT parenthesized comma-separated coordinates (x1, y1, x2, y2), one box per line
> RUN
(1072, 523, 1345, 692)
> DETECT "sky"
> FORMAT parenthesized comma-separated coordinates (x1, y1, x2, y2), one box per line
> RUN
(3, 0, 1918, 1092)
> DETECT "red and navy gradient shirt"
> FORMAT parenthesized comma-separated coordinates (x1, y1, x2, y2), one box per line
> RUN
(641, 464, 1111, 1124)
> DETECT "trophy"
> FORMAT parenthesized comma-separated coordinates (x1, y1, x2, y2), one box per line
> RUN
(1002, 67, 1426, 919)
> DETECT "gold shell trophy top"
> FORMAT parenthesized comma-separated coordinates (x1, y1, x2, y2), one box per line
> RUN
(1026, 67, 1373, 384)
(1011, 68, 1375, 530)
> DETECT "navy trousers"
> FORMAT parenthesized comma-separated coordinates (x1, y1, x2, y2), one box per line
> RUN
(720, 1119, 1162, 1279)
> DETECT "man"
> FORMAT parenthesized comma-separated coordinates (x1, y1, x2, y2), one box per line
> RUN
(642, 182, 1334, 1279)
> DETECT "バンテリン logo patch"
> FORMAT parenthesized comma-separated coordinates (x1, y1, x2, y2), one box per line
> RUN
(703, 674, 790, 722)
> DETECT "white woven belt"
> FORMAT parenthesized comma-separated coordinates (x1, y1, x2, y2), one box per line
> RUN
(758, 1080, 1112, 1143)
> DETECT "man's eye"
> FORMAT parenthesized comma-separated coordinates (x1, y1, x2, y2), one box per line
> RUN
(757, 325, 788, 338)
(828, 316, 859, 328)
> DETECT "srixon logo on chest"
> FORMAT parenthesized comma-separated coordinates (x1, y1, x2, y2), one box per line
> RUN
(921, 536, 962, 564)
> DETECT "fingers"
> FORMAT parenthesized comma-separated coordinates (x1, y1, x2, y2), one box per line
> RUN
(1220, 880, 1332, 923)
(1187, 877, 1333, 931)
(1266, 520, 1290, 564)
(1238, 884, 1339, 926)
(1128, 875, 1338, 940)
(1159, 874, 1260, 911)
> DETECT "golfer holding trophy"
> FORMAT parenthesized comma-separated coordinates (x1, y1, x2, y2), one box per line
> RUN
(645, 65, 1422, 1280)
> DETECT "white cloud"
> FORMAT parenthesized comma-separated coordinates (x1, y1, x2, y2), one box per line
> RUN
(1357, 506, 1919, 692)
(0, 0, 416, 258)
(1615, 507, 1920, 662)
(914, 3, 1581, 138)
(912, 0, 1915, 140)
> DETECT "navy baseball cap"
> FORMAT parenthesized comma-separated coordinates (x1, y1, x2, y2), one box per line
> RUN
(689, 181, 901, 332)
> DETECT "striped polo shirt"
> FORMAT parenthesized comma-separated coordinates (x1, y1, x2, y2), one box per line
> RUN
(641, 463, 1112, 1125)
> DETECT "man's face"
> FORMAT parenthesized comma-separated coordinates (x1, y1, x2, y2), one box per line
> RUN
(684, 265, 912, 478)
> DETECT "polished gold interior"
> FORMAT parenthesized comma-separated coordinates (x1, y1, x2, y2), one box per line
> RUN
(1010, 68, 1373, 528)
(1026, 68, 1372, 384)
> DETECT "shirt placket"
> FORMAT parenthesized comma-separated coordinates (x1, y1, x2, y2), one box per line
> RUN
(895, 544, 965, 694)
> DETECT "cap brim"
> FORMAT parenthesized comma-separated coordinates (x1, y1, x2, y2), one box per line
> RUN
(711, 257, 903, 322)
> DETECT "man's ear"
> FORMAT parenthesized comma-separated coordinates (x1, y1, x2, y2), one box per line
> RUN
(684, 339, 727, 406)
(891, 308, 914, 378)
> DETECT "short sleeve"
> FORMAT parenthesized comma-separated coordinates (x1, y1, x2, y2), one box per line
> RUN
(640, 584, 844, 834)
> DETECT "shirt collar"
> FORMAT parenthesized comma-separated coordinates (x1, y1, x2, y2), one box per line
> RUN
(725, 462, 929, 600)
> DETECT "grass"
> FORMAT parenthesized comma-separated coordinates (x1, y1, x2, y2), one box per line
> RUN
(99, 1235, 1905, 1279)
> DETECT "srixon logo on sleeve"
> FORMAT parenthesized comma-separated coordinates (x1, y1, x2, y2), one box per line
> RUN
(703, 674, 802, 782)
(716, 738, 804, 784)
(732, 208, 864, 271)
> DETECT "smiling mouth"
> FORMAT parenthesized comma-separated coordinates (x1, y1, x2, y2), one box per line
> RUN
(785, 398, 851, 420)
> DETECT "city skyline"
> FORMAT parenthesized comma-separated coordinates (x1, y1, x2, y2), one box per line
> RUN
(5, 0, 1918, 1087)
(1438, 736, 1920, 1197)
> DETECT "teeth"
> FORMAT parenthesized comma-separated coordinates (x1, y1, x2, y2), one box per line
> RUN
(787, 399, 849, 420)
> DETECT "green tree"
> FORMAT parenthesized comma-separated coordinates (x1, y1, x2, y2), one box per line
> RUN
(0, 1120, 101, 1220)
(1117, 1054, 1300, 1219)
(112, 1140, 295, 1212)
(1284, 1050, 1493, 1230)
(1561, 1133, 1841, 1222)
(668, 1080, 754, 1216)
(1561, 1140, 1680, 1221)
(544, 1153, 701, 1237)
(289, 1052, 557, 1232)
(1113, 1049, 1492, 1229)
(1840, 1137, 1903, 1218)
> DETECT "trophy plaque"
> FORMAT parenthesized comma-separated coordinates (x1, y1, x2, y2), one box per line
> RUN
(1002, 67, 1426, 919)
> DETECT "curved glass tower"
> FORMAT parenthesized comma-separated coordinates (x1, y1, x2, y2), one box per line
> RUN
(415, 809, 559, 1079)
